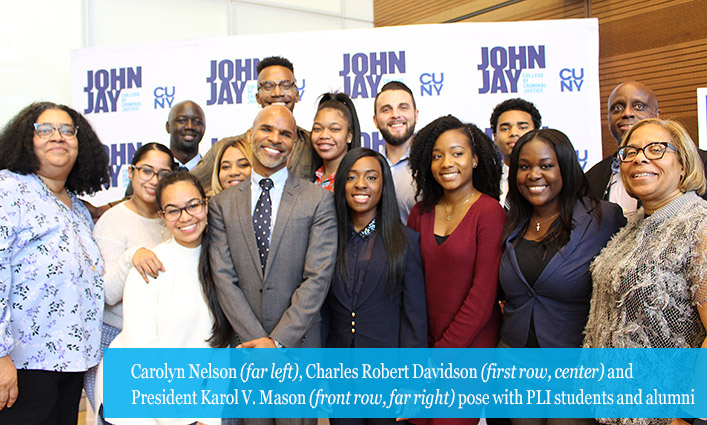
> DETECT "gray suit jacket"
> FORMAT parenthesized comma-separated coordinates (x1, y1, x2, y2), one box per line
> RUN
(208, 172, 336, 348)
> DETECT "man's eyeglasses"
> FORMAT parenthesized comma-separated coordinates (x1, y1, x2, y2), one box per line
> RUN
(161, 200, 206, 222)
(130, 165, 172, 181)
(33, 123, 78, 139)
(258, 80, 296, 92)
(616, 142, 678, 163)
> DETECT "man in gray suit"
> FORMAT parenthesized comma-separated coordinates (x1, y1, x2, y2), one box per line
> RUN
(209, 104, 336, 355)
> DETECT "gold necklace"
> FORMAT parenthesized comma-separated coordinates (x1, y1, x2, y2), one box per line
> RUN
(531, 213, 559, 232)
(442, 193, 474, 221)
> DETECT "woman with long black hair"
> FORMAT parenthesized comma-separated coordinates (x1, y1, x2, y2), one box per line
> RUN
(325, 147, 426, 351)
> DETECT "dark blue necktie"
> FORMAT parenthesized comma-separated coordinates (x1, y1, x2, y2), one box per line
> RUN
(253, 178, 274, 272)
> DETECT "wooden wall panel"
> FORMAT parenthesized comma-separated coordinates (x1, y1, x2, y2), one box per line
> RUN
(374, 0, 707, 154)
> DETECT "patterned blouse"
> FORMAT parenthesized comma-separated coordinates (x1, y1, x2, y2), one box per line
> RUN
(0, 170, 104, 372)
(315, 166, 335, 192)
(585, 192, 707, 425)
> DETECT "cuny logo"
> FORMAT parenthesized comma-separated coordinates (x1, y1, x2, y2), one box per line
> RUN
(478, 46, 545, 94)
(339, 51, 406, 98)
(206, 58, 259, 105)
(83, 67, 142, 114)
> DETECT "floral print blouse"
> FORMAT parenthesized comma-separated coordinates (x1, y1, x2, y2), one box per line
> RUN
(0, 170, 104, 371)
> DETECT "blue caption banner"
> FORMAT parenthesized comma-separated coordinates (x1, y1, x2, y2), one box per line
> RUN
(103, 348, 707, 419)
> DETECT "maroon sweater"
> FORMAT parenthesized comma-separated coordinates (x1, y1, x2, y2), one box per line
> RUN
(407, 194, 505, 425)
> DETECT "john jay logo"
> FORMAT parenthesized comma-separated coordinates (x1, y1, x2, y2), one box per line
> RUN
(478, 46, 545, 94)
(419, 73, 443, 96)
(560, 68, 584, 92)
(339, 51, 406, 98)
(83, 67, 142, 114)
(154, 86, 175, 109)
(206, 58, 259, 105)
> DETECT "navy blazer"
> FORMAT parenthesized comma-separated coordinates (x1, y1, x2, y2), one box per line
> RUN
(499, 199, 625, 347)
(324, 227, 427, 348)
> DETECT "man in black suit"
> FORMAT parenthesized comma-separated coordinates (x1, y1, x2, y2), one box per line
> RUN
(586, 80, 707, 215)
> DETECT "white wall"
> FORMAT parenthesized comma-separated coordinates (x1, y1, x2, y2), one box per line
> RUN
(0, 0, 373, 127)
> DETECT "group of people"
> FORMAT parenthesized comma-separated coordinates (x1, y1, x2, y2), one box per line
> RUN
(0, 54, 705, 425)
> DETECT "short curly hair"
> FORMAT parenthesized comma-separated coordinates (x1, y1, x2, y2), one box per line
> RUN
(257, 56, 294, 74)
(0, 102, 110, 195)
(409, 115, 503, 212)
(489, 98, 542, 133)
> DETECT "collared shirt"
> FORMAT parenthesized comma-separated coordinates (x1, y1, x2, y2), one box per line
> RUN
(384, 145, 416, 224)
(500, 162, 510, 207)
(314, 166, 335, 192)
(250, 167, 288, 244)
(0, 171, 104, 371)
(176, 153, 202, 171)
(609, 171, 638, 217)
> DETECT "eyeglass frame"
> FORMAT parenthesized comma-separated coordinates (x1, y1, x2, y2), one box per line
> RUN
(616, 142, 679, 163)
(159, 199, 207, 222)
(130, 165, 172, 181)
(33, 123, 79, 139)
(258, 80, 297, 92)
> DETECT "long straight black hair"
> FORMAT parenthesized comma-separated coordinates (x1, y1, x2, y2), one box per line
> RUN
(504, 129, 601, 250)
(333, 148, 408, 294)
(155, 171, 234, 347)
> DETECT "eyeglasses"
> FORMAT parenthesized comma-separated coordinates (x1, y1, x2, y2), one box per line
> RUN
(616, 142, 678, 163)
(130, 165, 172, 181)
(161, 200, 206, 222)
(33, 123, 78, 139)
(258, 80, 296, 92)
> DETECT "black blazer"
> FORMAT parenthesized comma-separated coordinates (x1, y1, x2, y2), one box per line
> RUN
(586, 150, 707, 201)
(324, 227, 427, 348)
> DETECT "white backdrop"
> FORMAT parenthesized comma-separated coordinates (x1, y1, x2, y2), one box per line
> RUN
(71, 19, 600, 204)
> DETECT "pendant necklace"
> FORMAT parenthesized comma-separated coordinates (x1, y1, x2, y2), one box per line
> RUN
(532, 213, 559, 232)
(443, 193, 473, 221)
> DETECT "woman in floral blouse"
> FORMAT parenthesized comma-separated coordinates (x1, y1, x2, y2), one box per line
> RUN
(0, 102, 110, 424)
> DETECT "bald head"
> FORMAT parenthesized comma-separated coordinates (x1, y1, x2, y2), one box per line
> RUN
(166, 100, 205, 161)
(250, 105, 297, 176)
(607, 81, 660, 144)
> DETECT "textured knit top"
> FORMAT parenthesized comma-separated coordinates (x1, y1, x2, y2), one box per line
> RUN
(584, 192, 707, 425)
(93, 202, 168, 329)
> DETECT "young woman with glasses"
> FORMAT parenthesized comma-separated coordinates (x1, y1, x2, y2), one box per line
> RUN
(97, 172, 228, 425)
(86, 142, 176, 416)
(584, 119, 707, 425)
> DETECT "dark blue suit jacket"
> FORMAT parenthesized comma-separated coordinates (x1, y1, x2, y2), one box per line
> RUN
(499, 199, 625, 347)
(324, 227, 427, 348)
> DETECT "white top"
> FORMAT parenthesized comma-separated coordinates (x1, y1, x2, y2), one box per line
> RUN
(93, 202, 168, 329)
(500, 162, 509, 207)
(609, 171, 638, 217)
(104, 238, 220, 425)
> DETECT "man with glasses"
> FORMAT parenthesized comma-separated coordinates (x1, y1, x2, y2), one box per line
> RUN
(192, 56, 316, 188)
(586, 81, 707, 216)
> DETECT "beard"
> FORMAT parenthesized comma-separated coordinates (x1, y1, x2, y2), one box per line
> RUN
(378, 122, 415, 146)
(252, 142, 291, 170)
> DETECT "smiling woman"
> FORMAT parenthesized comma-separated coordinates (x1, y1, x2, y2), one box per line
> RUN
(85, 142, 175, 416)
(310, 92, 362, 191)
(584, 119, 707, 425)
(96, 172, 230, 425)
(324, 147, 426, 425)
(0, 102, 109, 424)
(407, 115, 504, 425)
